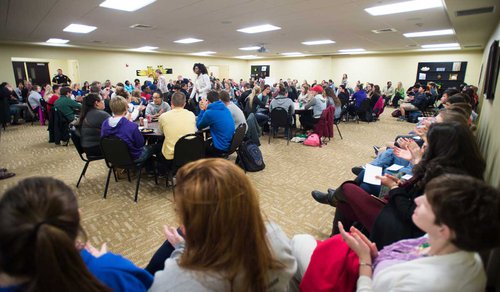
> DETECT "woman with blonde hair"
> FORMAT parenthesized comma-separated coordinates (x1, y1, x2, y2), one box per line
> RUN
(148, 159, 297, 291)
(244, 85, 264, 117)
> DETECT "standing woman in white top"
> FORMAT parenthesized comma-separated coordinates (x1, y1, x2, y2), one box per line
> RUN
(189, 63, 211, 103)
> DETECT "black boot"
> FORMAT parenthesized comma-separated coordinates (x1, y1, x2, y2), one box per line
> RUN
(311, 188, 336, 206)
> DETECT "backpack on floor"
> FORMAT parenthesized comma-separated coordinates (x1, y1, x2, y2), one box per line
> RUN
(391, 109, 402, 117)
(303, 133, 321, 147)
(236, 140, 265, 172)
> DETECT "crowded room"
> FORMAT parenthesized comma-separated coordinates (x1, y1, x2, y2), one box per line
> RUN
(1, 0, 500, 291)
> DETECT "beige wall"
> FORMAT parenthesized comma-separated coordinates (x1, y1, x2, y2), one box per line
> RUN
(477, 21, 500, 188)
(248, 50, 483, 89)
(0, 44, 248, 85)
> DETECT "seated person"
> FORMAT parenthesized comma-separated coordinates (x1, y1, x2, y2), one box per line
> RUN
(347, 84, 367, 116)
(292, 174, 500, 291)
(101, 96, 159, 162)
(243, 86, 263, 117)
(157, 92, 196, 165)
(269, 84, 295, 134)
(220, 90, 247, 132)
(146, 159, 297, 290)
(78, 94, 110, 156)
(300, 85, 326, 130)
(312, 122, 485, 248)
(196, 91, 235, 157)
(54, 86, 81, 122)
(146, 91, 171, 119)
(27, 85, 42, 114)
(0, 177, 153, 291)
(398, 84, 427, 120)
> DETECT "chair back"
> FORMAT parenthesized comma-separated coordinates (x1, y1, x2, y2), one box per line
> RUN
(226, 123, 247, 156)
(173, 133, 205, 169)
(69, 127, 85, 156)
(270, 107, 289, 128)
(100, 136, 135, 168)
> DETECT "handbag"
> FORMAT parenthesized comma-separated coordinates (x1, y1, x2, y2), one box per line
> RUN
(303, 133, 321, 147)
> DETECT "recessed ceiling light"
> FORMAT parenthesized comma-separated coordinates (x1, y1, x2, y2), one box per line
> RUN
(63, 24, 97, 34)
(235, 55, 262, 59)
(365, 0, 442, 16)
(133, 46, 158, 52)
(46, 38, 69, 44)
(191, 51, 216, 56)
(237, 24, 281, 34)
(174, 38, 203, 44)
(100, 0, 156, 11)
(239, 46, 261, 51)
(421, 43, 460, 49)
(403, 29, 454, 38)
(281, 52, 305, 56)
(301, 40, 335, 46)
(338, 48, 366, 53)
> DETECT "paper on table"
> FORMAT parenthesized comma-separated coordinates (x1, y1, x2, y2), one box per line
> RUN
(363, 164, 382, 185)
(386, 164, 404, 171)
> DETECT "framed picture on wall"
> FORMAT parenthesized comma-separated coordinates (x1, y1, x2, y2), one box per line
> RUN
(483, 40, 500, 100)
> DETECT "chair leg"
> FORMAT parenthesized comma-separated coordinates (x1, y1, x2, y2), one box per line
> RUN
(126, 169, 131, 182)
(336, 124, 343, 139)
(103, 167, 112, 199)
(286, 127, 290, 146)
(153, 163, 158, 185)
(113, 168, 118, 182)
(77, 161, 90, 188)
(134, 168, 142, 202)
(268, 127, 271, 144)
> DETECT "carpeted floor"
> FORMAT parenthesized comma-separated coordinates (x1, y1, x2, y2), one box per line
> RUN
(0, 111, 413, 267)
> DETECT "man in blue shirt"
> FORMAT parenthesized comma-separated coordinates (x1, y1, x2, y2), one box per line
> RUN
(347, 84, 367, 116)
(399, 84, 427, 119)
(197, 91, 235, 157)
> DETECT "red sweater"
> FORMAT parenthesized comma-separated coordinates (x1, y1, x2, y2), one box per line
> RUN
(300, 235, 359, 292)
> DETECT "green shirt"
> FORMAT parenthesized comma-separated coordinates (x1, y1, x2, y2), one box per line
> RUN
(54, 95, 81, 121)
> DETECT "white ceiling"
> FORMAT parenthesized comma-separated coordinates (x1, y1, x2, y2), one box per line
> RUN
(0, 0, 498, 58)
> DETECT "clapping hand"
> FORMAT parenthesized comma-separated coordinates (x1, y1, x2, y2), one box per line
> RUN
(376, 173, 400, 189)
(85, 242, 108, 258)
(338, 222, 377, 262)
(164, 225, 184, 248)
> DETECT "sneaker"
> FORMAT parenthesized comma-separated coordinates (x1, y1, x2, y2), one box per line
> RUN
(0, 171, 15, 180)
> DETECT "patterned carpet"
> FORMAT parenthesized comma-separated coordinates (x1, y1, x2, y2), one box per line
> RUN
(0, 111, 413, 267)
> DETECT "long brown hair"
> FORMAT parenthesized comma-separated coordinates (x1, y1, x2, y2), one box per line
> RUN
(174, 159, 284, 291)
(0, 177, 111, 292)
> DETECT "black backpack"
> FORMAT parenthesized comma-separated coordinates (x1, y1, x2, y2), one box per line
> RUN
(236, 140, 265, 172)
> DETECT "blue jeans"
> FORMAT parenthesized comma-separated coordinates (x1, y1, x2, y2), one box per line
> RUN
(134, 144, 161, 163)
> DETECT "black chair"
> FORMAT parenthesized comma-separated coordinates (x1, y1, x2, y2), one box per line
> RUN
(69, 127, 105, 188)
(166, 133, 205, 189)
(268, 107, 292, 145)
(223, 123, 247, 158)
(100, 136, 157, 202)
(333, 117, 343, 139)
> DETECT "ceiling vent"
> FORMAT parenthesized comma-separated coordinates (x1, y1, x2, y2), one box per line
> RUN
(456, 6, 495, 17)
(371, 28, 398, 34)
(129, 24, 155, 30)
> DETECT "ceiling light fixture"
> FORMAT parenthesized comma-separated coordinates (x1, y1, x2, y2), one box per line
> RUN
(174, 38, 203, 44)
(237, 24, 281, 34)
(302, 40, 335, 45)
(46, 38, 69, 44)
(421, 43, 460, 49)
(281, 52, 305, 56)
(365, 0, 442, 16)
(63, 24, 97, 34)
(235, 55, 262, 59)
(100, 0, 156, 11)
(191, 51, 216, 56)
(239, 46, 261, 51)
(338, 48, 366, 53)
(133, 46, 158, 52)
(403, 29, 454, 38)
